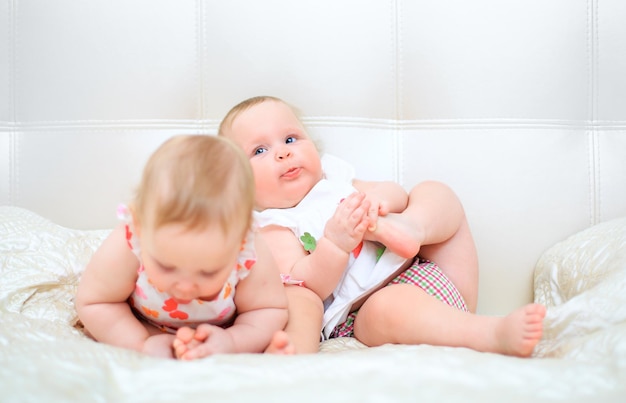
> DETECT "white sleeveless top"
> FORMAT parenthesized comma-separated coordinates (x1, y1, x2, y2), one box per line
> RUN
(255, 154, 409, 338)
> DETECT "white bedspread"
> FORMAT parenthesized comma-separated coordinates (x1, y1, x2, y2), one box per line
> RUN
(1, 206, 625, 402)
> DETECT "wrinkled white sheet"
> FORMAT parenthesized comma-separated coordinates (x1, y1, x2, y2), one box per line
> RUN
(1, 206, 625, 402)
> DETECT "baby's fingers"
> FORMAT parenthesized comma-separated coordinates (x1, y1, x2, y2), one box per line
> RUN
(180, 324, 215, 360)
(350, 199, 371, 233)
(173, 338, 189, 360)
(339, 192, 366, 211)
(367, 203, 380, 231)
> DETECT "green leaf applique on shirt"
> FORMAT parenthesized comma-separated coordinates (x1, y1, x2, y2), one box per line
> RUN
(300, 232, 317, 252)
(376, 246, 386, 262)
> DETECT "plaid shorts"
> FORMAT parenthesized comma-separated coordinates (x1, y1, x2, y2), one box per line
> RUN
(328, 258, 468, 338)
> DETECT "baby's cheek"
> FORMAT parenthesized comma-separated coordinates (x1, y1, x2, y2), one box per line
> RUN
(143, 267, 168, 293)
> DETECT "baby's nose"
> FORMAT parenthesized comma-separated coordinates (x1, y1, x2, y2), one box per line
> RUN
(277, 148, 291, 159)
(173, 280, 196, 296)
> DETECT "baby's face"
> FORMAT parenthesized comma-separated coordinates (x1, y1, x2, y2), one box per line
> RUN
(139, 221, 242, 303)
(224, 100, 323, 210)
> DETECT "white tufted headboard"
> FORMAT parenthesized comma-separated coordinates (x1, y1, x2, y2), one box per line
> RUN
(2, 0, 625, 316)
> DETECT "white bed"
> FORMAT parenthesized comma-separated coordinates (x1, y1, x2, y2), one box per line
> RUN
(1, 1, 626, 401)
(1, 206, 625, 401)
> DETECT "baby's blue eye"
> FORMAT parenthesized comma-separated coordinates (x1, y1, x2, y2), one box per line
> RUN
(254, 147, 266, 155)
(285, 136, 296, 144)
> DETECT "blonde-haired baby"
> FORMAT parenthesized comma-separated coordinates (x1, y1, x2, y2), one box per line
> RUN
(219, 96, 546, 356)
(76, 134, 290, 359)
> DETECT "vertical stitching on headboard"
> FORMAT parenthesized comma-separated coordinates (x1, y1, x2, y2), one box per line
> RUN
(394, 0, 402, 122)
(593, 0, 601, 225)
(8, 0, 17, 204)
(393, 0, 404, 185)
(195, 0, 205, 129)
(586, 0, 600, 226)
(8, 0, 15, 123)
(10, 133, 19, 206)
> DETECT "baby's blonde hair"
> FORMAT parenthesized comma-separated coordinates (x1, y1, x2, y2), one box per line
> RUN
(218, 95, 301, 137)
(132, 135, 254, 239)
(218, 95, 323, 152)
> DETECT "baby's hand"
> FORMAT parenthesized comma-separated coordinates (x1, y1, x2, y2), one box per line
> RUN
(362, 194, 390, 232)
(173, 326, 203, 359)
(142, 333, 177, 359)
(324, 192, 370, 253)
(175, 324, 236, 360)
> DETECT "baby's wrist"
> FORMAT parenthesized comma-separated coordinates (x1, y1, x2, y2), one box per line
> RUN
(320, 235, 351, 255)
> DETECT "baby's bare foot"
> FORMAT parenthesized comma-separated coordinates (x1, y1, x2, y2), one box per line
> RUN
(264, 331, 296, 355)
(366, 213, 423, 258)
(496, 303, 546, 357)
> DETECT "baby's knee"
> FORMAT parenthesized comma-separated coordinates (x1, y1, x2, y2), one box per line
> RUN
(353, 288, 404, 345)
(356, 288, 401, 328)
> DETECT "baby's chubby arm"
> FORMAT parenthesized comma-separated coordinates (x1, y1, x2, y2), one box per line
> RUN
(260, 192, 371, 300)
(178, 233, 289, 359)
(75, 224, 157, 354)
(353, 179, 409, 229)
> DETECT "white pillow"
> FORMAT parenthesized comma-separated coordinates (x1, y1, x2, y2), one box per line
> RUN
(534, 216, 626, 307)
(0, 206, 109, 326)
(533, 216, 626, 359)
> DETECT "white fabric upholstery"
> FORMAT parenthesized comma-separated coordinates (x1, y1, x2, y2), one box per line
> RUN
(1, 2, 625, 400)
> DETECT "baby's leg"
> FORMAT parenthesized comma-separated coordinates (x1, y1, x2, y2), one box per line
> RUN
(379, 180, 479, 311)
(364, 180, 463, 256)
(418, 216, 478, 312)
(353, 284, 545, 357)
(266, 285, 323, 354)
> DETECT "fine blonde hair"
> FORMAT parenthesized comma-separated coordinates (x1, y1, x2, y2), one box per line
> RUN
(218, 95, 302, 137)
(132, 134, 254, 239)
(218, 95, 323, 152)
